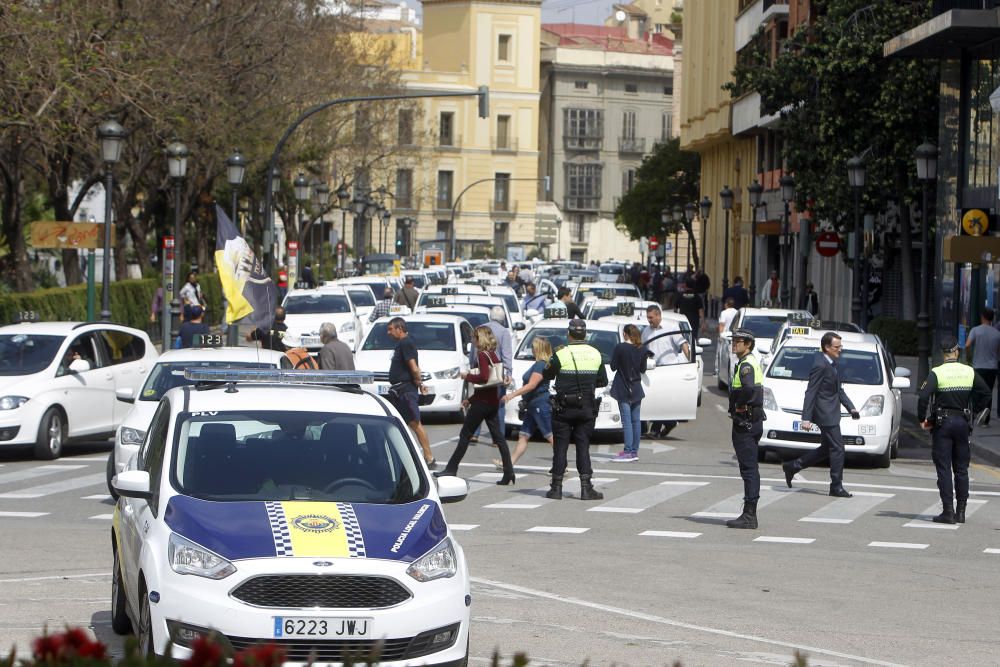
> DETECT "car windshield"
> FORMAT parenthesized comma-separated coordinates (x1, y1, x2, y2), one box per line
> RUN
(600, 264, 624, 274)
(0, 334, 63, 375)
(362, 322, 457, 351)
(172, 411, 424, 503)
(742, 315, 790, 339)
(404, 274, 426, 288)
(516, 328, 620, 363)
(575, 285, 638, 306)
(491, 292, 521, 315)
(139, 361, 276, 401)
(347, 289, 375, 307)
(284, 294, 351, 314)
(767, 347, 883, 385)
(429, 310, 489, 328)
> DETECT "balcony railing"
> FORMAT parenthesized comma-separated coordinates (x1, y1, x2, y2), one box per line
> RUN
(618, 137, 646, 153)
(564, 134, 603, 151)
(435, 196, 453, 212)
(735, 0, 788, 52)
(565, 196, 601, 211)
(490, 199, 517, 217)
(394, 196, 416, 211)
(491, 137, 519, 152)
(436, 134, 462, 150)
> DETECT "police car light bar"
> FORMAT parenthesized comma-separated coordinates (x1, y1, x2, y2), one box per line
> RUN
(183, 368, 374, 385)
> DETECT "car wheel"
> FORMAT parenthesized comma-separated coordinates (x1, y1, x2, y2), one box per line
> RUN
(697, 390, 703, 407)
(717, 375, 727, 390)
(138, 586, 155, 657)
(34, 408, 64, 460)
(106, 452, 119, 500)
(872, 445, 891, 469)
(110, 545, 132, 635)
(890, 437, 899, 459)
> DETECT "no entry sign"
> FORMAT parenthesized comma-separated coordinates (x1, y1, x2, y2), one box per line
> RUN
(815, 231, 840, 257)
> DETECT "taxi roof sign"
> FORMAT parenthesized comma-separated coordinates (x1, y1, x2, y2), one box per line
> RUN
(441, 287, 459, 295)
(192, 333, 225, 348)
(615, 302, 635, 316)
(13, 310, 41, 324)
(183, 368, 374, 385)
(544, 304, 568, 319)
(426, 295, 448, 307)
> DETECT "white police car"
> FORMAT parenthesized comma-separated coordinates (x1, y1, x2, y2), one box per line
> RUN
(760, 330, 910, 467)
(282, 286, 363, 352)
(716, 307, 811, 389)
(111, 369, 471, 664)
(108, 344, 286, 498)
(0, 318, 156, 459)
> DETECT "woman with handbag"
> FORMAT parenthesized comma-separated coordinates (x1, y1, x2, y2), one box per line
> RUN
(498, 336, 553, 469)
(435, 326, 515, 484)
(610, 324, 647, 462)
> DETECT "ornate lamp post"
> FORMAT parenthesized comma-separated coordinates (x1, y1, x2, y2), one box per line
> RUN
(720, 185, 734, 290)
(747, 179, 763, 306)
(660, 207, 670, 274)
(225, 148, 247, 222)
(698, 196, 712, 274)
(293, 173, 310, 283)
(847, 155, 866, 326)
(684, 202, 696, 269)
(672, 205, 683, 274)
(335, 182, 351, 272)
(779, 174, 795, 308)
(165, 141, 189, 342)
(96, 120, 126, 322)
(314, 181, 330, 281)
(915, 142, 938, 386)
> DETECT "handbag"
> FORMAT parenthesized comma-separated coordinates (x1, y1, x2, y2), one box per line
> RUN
(477, 352, 504, 388)
(517, 399, 528, 421)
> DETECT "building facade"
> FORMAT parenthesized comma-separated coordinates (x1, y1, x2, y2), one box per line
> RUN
(539, 23, 674, 263)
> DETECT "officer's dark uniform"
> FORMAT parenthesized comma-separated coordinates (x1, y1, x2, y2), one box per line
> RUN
(542, 319, 609, 500)
(917, 336, 990, 524)
(727, 328, 765, 529)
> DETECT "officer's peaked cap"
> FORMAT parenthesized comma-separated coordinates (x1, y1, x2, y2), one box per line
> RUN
(940, 334, 960, 352)
(732, 327, 755, 342)
(568, 318, 587, 334)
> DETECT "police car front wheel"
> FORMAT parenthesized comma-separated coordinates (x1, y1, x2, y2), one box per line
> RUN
(34, 407, 64, 460)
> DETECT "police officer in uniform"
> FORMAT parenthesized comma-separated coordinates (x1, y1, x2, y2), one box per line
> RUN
(727, 328, 765, 529)
(542, 318, 609, 500)
(917, 335, 990, 524)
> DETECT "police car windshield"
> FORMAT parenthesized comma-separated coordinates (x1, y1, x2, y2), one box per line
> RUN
(742, 315, 790, 339)
(139, 361, 276, 401)
(0, 334, 63, 375)
(767, 347, 883, 385)
(346, 289, 376, 307)
(284, 294, 351, 314)
(363, 322, 457, 351)
(172, 412, 425, 503)
(516, 328, 619, 363)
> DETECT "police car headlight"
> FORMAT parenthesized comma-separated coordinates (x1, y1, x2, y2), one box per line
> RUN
(406, 537, 457, 582)
(119, 427, 146, 446)
(0, 396, 28, 410)
(168, 533, 236, 579)
(433, 366, 462, 380)
(762, 388, 779, 412)
(860, 395, 884, 417)
(340, 321, 355, 333)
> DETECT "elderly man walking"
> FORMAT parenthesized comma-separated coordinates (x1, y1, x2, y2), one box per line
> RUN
(318, 322, 355, 370)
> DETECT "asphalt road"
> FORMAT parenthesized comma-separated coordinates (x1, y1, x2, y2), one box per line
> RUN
(0, 387, 999, 665)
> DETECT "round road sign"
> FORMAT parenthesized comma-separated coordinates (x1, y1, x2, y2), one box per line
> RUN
(815, 231, 840, 258)
(649, 236, 659, 251)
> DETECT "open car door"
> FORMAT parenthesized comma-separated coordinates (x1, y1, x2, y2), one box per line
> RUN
(640, 329, 699, 421)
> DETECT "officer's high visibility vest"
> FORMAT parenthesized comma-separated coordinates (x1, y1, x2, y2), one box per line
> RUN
(731, 354, 763, 390)
(553, 343, 604, 392)
(931, 361, 975, 392)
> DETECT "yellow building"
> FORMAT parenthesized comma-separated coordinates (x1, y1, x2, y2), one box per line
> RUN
(679, 0, 756, 300)
(389, 0, 543, 261)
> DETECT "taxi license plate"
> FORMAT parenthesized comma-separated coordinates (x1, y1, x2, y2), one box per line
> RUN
(301, 336, 320, 346)
(378, 384, 390, 395)
(792, 421, 820, 433)
(274, 616, 372, 639)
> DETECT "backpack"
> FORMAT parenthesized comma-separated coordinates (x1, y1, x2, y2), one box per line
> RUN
(282, 347, 319, 369)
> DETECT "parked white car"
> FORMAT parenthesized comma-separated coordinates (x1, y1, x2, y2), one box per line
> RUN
(282, 286, 363, 352)
(343, 284, 378, 322)
(0, 320, 156, 459)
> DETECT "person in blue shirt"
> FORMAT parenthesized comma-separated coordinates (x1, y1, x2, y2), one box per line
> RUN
(522, 282, 548, 313)
(500, 336, 553, 468)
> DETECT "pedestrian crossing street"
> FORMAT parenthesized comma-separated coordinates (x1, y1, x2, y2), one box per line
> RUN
(1, 455, 999, 554)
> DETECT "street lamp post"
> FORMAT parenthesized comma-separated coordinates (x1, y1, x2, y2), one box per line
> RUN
(293, 173, 310, 284)
(915, 142, 938, 387)
(335, 183, 351, 273)
(779, 174, 795, 309)
(660, 207, 670, 275)
(379, 207, 392, 253)
(684, 202, 696, 270)
(847, 155, 866, 326)
(699, 196, 712, 274)
(672, 205, 682, 274)
(225, 148, 247, 222)
(314, 182, 330, 281)
(747, 179, 763, 306)
(166, 141, 189, 343)
(720, 186, 734, 291)
(96, 120, 126, 322)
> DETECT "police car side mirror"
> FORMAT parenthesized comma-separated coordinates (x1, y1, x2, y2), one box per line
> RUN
(697, 337, 712, 347)
(436, 475, 468, 503)
(513, 322, 526, 331)
(68, 358, 91, 374)
(113, 470, 152, 500)
(115, 388, 135, 404)
(891, 377, 911, 390)
(695, 346, 704, 356)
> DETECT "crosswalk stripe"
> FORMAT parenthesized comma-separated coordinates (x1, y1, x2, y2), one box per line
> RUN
(870, 541, 928, 550)
(904, 499, 987, 530)
(799, 491, 894, 525)
(0, 465, 86, 487)
(449, 524, 479, 531)
(526, 526, 588, 534)
(754, 536, 815, 544)
(984, 548, 1000, 554)
(589, 480, 709, 514)
(464, 472, 504, 495)
(88, 514, 114, 520)
(0, 473, 105, 499)
(484, 477, 618, 508)
(0, 511, 49, 518)
(65, 457, 110, 462)
(691, 485, 800, 520)
(83, 494, 112, 501)
(640, 530, 701, 539)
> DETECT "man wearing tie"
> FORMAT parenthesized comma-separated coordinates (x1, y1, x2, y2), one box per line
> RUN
(782, 332, 860, 497)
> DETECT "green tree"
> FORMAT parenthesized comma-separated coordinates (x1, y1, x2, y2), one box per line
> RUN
(726, 0, 938, 318)
(614, 138, 702, 268)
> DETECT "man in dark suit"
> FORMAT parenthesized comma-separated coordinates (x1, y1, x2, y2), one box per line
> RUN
(782, 332, 860, 497)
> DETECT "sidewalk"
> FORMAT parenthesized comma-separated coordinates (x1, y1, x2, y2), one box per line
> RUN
(894, 355, 1000, 467)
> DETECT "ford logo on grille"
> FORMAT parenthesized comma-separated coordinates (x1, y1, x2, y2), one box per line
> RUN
(313, 561, 334, 567)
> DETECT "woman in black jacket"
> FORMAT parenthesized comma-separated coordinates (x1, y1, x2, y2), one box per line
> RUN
(610, 324, 647, 462)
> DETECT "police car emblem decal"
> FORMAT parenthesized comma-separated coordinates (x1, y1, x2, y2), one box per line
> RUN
(292, 514, 340, 533)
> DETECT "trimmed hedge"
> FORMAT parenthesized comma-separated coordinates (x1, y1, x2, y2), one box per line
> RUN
(867, 316, 917, 357)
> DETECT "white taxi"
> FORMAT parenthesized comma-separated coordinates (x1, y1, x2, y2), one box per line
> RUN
(343, 284, 378, 322)
(571, 281, 641, 307)
(0, 319, 156, 459)
(760, 330, 910, 467)
(355, 315, 474, 419)
(282, 286, 363, 352)
(108, 345, 285, 498)
(716, 307, 811, 389)
(110, 369, 471, 663)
